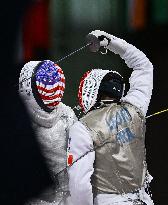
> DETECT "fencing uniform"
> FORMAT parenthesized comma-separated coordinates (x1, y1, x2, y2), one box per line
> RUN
(68, 31, 154, 205)
(19, 60, 77, 205)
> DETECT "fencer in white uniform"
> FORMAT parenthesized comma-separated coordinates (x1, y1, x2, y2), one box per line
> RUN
(19, 60, 77, 205)
(68, 30, 154, 205)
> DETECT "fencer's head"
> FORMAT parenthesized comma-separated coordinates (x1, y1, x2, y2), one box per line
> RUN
(19, 60, 65, 112)
(78, 69, 124, 113)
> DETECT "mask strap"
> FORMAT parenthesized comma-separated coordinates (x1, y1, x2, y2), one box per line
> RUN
(99, 47, 108, 55)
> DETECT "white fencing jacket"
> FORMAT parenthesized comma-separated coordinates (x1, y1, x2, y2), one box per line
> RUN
(68, 37, 154, 205)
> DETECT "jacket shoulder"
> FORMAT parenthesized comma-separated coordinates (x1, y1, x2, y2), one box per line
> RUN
(59, 103, 77, 126)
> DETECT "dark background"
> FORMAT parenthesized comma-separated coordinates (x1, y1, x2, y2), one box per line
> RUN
(1, 0, 168, 204)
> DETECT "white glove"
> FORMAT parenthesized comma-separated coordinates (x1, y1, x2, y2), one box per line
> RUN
(89, 30, 129, 57)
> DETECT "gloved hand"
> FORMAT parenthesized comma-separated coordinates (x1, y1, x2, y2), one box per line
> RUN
(86, 30, 129, 56)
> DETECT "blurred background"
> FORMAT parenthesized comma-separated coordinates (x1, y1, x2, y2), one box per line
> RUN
(1, 0, 168, 204)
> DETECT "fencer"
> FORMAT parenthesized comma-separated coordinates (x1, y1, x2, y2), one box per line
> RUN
(68, 30, 154, 205)
(19, 60, 77, 205)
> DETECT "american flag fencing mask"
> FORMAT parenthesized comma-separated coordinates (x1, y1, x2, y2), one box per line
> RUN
(33, 60, 65, 111)
(19, 60, 65, 112)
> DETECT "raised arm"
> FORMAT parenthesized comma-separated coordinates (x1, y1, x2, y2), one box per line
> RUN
(88, 30, 153, 116)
